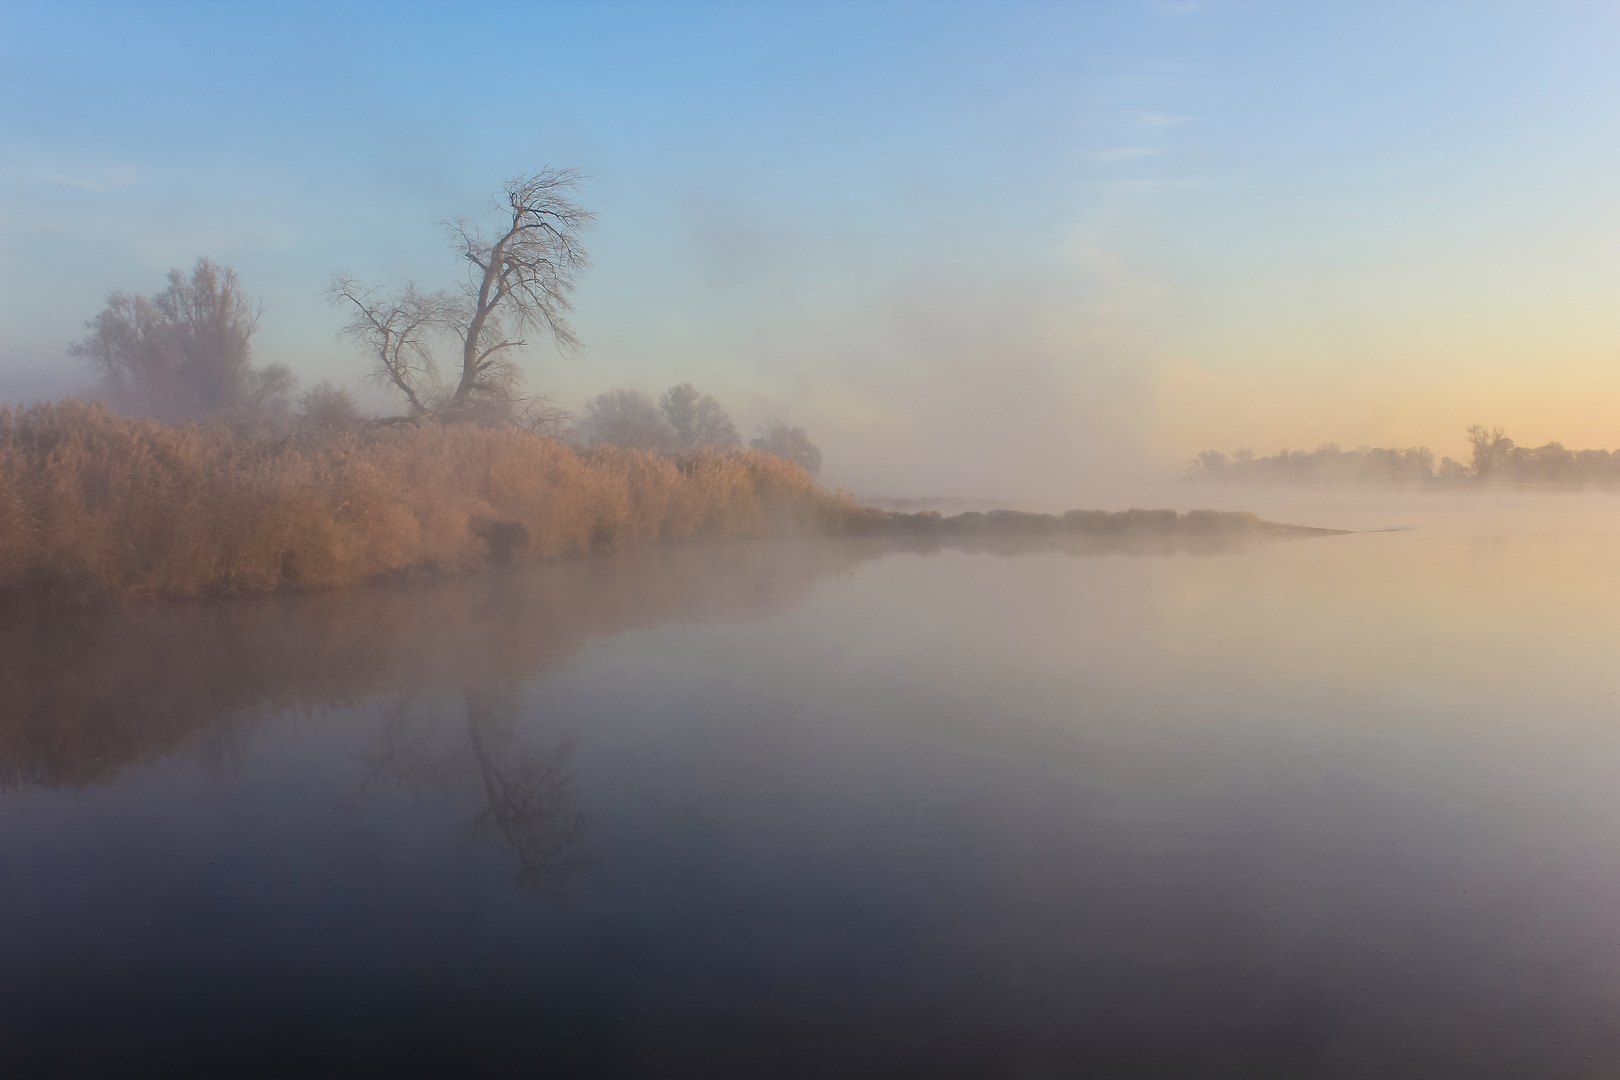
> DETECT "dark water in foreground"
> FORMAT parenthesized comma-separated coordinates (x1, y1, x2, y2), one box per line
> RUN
(4, 511, 1620, 1078)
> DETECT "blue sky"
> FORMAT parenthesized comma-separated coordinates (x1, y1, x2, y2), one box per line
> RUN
(4, 1, 1619, 498)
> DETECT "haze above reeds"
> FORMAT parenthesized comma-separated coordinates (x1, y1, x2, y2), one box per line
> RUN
(3, 168, 1529, 611)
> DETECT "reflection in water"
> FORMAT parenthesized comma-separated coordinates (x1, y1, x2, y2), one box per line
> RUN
(0, 532, 1286, 790)
(465, 690, 587, 891)
(20, 520, 1617, 1076)
(368, 688, 588, 893)
(0, 540, 876, 789)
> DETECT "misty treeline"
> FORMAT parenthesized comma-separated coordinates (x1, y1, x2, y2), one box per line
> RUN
(1189, 425, 1620, 487)
(67, 169, 821, 474)
(578, 386, 822, 475)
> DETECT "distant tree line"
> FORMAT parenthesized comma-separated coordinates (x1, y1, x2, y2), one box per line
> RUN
(576, 385, 821, 475)
(1190, 426, 1620, 486)
(1188, 444, 1439, 486)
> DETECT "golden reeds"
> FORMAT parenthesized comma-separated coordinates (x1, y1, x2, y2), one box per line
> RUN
(0, 401, 872, 602)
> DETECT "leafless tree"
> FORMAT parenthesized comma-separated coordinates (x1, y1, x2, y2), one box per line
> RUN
(1466, 424, 1512, 480)
(660, 383, 739, 449)
(516, 393, 573, 438)
(73, 258, 294, 429)
(579, 388, 674, 450)
(327, 277, 451, 417)
(446, 170, 595, 414)
(329, 169, 595, 425)
(751, 420, 822, 475)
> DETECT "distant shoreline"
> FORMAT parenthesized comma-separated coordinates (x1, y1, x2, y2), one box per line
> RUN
(1188, 434, 1620, 489)
(855, 507, 1348, 540)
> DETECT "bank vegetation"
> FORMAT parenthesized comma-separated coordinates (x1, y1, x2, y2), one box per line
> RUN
(1189, 425, 1620, 488)
(0, 402, 1327, 606)
(0, 400, 868, 604)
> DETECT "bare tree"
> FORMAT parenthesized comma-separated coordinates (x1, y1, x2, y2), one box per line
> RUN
(73, 258, 294, 428)
(660, 383, 739, 449)
(1466, 424, 1512, 480)
(329, 169, 595, 425)
(327, 277, 450, 417)
(579, 388, 674, 450)
(516, 393, 574, 438)
(751, 420, 822, 476)
(446, 170, 595, 415)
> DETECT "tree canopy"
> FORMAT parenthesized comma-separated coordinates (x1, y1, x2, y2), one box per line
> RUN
(578, 389, 672, 450)
(580, 384, 742, 452)
(659, 384, 739, 450)
(72, 258, 293, 430)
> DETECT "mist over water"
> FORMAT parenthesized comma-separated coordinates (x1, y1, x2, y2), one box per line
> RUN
(6, 4, 1620, 1072)
(4, 503, 1619, 1077)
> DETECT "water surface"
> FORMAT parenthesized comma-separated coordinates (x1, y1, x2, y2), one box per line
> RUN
(4, 509, 1620, 1077)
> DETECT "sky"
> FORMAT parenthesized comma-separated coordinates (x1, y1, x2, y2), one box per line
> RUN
(3, 0, 1619, 501)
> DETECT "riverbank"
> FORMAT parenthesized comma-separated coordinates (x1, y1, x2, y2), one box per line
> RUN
(0, 401, 1337, 605)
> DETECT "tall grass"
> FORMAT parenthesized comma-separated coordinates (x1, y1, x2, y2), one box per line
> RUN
(0, 400, 873, 602)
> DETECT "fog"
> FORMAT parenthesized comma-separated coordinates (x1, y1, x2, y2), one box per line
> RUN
(8, 506, 1620, 1074)
(7, 3, 1620, 1075)
(8, 6, 1618, 507)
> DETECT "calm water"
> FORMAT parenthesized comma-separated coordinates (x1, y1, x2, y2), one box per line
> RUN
(4, 506, 1620, 1078)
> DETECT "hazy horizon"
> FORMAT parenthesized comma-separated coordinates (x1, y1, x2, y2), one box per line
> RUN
(9, 8, 1620, 1070)
(5, 1, 1620, 504)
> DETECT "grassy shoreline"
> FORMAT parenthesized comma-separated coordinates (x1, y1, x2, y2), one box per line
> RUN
(0, 401, 1334, 605)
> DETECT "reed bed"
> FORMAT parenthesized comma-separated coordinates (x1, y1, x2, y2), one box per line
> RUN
(0, 401, 874, 602)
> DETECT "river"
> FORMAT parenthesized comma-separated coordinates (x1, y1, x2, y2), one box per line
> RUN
(3, 501, 1619, 1077)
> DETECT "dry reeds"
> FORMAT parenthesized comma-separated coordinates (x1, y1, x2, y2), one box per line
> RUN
(0, 400, 872, 602)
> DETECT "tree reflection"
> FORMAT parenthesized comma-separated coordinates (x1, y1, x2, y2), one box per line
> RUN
(0, 533, 1297, 791)
(367, 687, 588, 895)
(464, 688, 587, 892)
